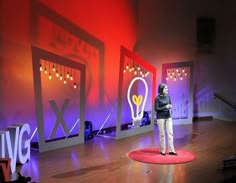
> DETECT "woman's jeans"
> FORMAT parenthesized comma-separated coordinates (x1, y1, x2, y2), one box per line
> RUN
(157, 118, 175, 153)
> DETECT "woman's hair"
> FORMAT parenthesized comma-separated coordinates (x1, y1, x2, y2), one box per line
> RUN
(158, 83, 167, 95)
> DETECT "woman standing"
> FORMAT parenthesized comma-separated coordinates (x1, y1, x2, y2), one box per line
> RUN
(155, 83, 177, 156)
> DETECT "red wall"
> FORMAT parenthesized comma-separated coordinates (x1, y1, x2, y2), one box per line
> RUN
(0, 0, 137, 134)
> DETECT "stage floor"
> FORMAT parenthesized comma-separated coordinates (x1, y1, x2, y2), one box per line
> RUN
(12, 119, 236, 183)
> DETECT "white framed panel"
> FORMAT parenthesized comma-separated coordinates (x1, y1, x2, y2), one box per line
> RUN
(32, 46, 86, 152)
(162, 61, 194, 125)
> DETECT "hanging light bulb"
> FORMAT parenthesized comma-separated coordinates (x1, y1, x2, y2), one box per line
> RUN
(140, 68, 143, 75)
(60, 74, 63, 80)
(145, 71, 149, 77)
(126, 64, 129, 69)
(52, 64, 56, 72)
(73, 68, 76, 88)
(44, 60, 47, 74)
(124, 69, 126, 73)
(40, 64, 43, 71)
(167, 70, 170, 76)
(180, 75, 183, 80)
(64, 78, 66, 84)
(48, 62, 52, 79)
(174, 77, 176, 81)
(44, 67, 47, 74)
(166, 77, 169, 80)
(69, 68, 73, 80)
(66, 71, 70, 78)
(137, 65, 140, 70)
(143, 71, 146, 77)
(172, 70, 175, 75)
(132, 64, 135, 71)
(134, 70, 137, 75)
(56, 70, 59, 77)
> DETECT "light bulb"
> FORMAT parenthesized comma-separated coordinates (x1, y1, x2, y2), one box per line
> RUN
(74, 83, 77, 88)
(49, 73, 52, 80)
(40, 64, 42, 71)
(127, 77, 148, 126)
(66, 72, 70, 78)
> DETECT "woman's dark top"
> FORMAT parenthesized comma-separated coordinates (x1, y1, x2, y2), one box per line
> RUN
(154, 95, 171, 119)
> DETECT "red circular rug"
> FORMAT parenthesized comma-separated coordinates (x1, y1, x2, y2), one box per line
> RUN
(128, 148, 196, 164)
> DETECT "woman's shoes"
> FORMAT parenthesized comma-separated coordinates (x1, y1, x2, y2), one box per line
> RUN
(160, 152, 178, 155)
(169, 152, 178, 155)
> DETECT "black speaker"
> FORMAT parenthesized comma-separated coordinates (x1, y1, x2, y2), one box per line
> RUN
(197, 17, 216, 46)
(84, 121, 94, 140)
(140, 111, 151, 127)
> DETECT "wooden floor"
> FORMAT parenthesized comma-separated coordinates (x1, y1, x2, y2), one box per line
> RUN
(12, 119, 236, 183)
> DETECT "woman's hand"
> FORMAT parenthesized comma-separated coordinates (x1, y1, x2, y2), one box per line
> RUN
(166, 104, 172, 109)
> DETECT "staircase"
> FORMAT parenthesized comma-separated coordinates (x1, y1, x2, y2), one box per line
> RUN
(213, 93, 236, 121)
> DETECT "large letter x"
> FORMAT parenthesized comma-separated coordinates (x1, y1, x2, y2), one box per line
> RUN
(48, 99, 70, 139)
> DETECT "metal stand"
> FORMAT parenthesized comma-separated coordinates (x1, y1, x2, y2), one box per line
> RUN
(96, 103, 117, 138)
(66, 117, 80, 138)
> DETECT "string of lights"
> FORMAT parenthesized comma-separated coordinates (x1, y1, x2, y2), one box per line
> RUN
(166, 67, 188, 81)
(123, 57, 150, 77)
(39, 59, 78, 89)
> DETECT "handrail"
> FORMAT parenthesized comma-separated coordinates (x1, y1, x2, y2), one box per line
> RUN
(214, 93, 236, 110)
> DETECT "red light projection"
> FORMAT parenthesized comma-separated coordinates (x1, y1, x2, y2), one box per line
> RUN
(30, 1, 105, 129)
